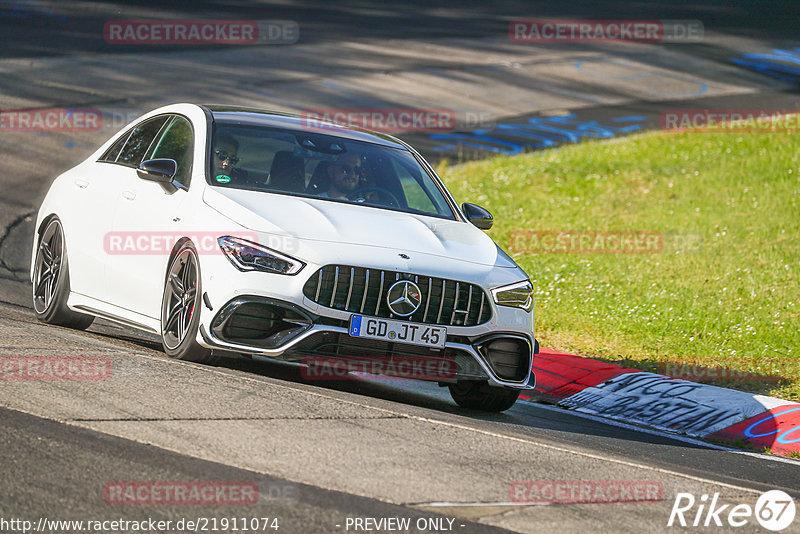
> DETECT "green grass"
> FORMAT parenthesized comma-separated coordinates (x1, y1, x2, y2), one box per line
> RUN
(437, 127, 799, 400)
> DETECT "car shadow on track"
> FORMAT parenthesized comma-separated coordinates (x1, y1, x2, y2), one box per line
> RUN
(222, 356, 724, 453)
(82, 321, 717, 451)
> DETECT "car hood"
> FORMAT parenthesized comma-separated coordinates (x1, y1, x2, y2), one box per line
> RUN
(203, 186, 515, 268)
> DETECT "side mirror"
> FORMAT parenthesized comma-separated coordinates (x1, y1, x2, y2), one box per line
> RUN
(462, 202, 493, 230)
(137, 158, 177, 183)
(137, 159, 178, 193)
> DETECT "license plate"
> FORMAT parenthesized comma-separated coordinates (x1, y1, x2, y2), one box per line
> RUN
(349, 315, 446, 349)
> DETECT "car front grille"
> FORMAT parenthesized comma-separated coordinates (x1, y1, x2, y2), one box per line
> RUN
(302, 265, 492, 327)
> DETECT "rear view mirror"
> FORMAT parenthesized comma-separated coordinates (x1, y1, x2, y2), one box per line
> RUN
(462, 203, 493, 230)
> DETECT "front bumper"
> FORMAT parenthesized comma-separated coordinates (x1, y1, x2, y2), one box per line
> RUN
(195, 246, 536, 389)
(197, 293, 536, 390)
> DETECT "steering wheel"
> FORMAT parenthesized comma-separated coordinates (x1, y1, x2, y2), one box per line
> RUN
(347, 186, 400, 207)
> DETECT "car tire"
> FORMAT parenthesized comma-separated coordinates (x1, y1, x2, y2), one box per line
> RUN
(32, 218, 94, 330)
(448, 380, 520, 412)
(160, 242, 221, 365)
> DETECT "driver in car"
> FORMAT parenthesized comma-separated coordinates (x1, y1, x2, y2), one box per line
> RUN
(322, 153, 362, 199)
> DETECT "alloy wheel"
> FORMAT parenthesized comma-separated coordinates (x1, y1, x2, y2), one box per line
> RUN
(33, 219, 63, 314)
(162, 249, 198, 350)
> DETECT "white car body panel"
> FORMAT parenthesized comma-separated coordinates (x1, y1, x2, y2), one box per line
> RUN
(32, 103, 536, 392)
(203, 187, 503, 266)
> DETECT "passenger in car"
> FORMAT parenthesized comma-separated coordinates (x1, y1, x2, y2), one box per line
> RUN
(212, 133, 248, 184)
(268, 151, 305, 193)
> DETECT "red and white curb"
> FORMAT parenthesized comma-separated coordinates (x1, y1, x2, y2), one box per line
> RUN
(521, 348, 800, 456)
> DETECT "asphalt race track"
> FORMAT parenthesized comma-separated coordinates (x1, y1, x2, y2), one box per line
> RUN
(1, 2, 799, 533)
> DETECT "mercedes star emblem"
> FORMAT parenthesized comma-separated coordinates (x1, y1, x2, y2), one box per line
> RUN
(386, 280, 422, 316)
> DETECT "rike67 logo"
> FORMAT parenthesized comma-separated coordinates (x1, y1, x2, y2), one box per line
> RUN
(668, 490, 796, 531)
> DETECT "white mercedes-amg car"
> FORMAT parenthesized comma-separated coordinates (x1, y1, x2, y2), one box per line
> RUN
(31, 103, 537, 411)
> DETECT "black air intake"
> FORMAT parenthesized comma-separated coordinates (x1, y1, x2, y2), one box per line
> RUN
(478, 336, 531, 382)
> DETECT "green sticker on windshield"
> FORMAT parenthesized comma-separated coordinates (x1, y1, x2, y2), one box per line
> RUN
(215, 174, 231, 184)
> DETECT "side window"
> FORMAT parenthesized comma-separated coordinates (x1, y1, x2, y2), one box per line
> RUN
(116, 116, 169, 166)
(148, 116, 194, 187)
(100, 131, 130, 162)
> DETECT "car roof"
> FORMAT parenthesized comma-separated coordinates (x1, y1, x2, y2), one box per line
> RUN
(204, 105, 409, 150)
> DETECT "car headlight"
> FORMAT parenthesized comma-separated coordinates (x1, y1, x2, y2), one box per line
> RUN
(491, 280, 534, 312)
(217, 236, 305, 275)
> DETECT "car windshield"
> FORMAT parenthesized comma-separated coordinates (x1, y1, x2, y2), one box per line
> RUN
(207, 122, 455, 219)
